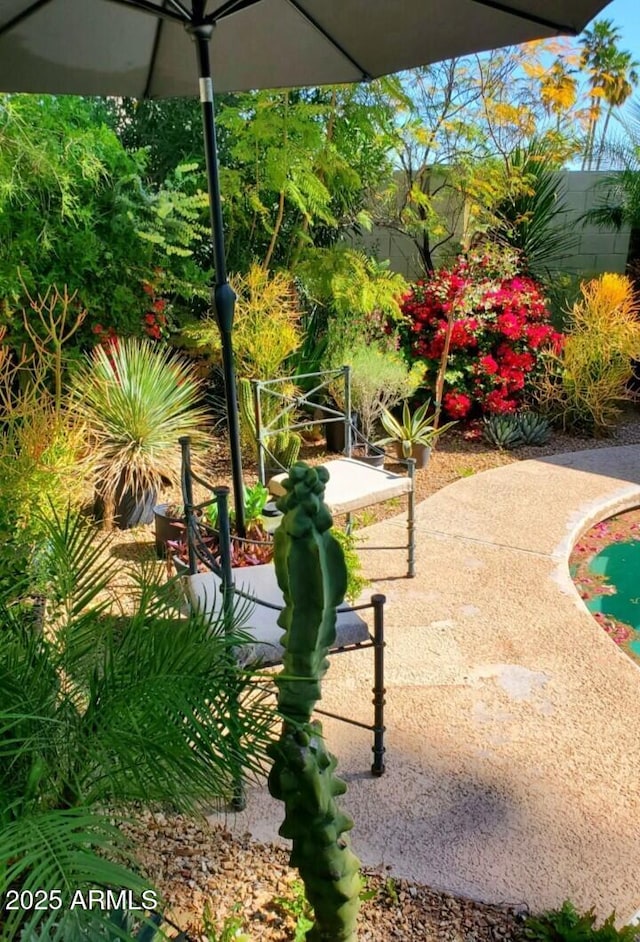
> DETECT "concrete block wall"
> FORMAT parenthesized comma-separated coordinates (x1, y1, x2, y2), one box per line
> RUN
(551, 170, 630, 275)
(347, 170, 630, 282)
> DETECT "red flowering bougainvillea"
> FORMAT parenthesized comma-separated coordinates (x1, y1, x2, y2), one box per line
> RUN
(141, 276, 171, 341)
(399, 248, 564, 418)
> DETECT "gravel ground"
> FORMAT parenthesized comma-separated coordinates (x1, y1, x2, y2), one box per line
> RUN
(124, 813, 524, 942)
(112, 407, 640, 942)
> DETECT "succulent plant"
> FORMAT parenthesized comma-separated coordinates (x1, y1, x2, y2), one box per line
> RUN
(268, 462, 361, 942)
(516, 411, 552, 446)
(238, 377, 301, 472)
(378, 399, 457, 457)
(483, 414, 523, 450)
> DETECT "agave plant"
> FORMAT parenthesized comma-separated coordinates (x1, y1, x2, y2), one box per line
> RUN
(483, 414, 523, 450)
(0, 507, 275, 941)
(378, 400, 457, 459)
(73, 338, 210, 528)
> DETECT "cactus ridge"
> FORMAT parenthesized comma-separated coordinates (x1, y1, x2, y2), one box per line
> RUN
(269, 462, 361, 942)
(239, 377, 302, 470)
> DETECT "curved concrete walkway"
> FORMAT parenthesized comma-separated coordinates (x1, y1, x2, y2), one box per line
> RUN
(221, 446, 640, 921)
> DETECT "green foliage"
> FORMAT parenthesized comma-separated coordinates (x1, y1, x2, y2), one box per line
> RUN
(71, 337, 210, 517)
(524, 900, 638, 942)
(534, 273, 640, 433)
(379, 400, 457, 455)
(238, 377, 302, 472)
(272, 880, 315, 942)
(0, 508, 276, 941)
(206, 481, 270, 532)
(331, 528, 370, 604)
(201, 902, 252, 942)
(484, 411, 551, 448)
(269, 463, 361, 942)
(0, 94, 209, 352)
(331, 345, 424, 443)
(517, 411, 552, 445)
(184, 265, 302, 380)
(296, 246, 407, 357)
(489, 139, 578, 280)
(0, 313, 89, 598)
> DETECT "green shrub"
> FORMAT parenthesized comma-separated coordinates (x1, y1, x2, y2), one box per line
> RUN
(0, 509, 275, 941)
(331, 345, 423, 442)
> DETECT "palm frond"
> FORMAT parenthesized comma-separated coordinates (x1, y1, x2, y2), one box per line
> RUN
(0, 809, 147, 942)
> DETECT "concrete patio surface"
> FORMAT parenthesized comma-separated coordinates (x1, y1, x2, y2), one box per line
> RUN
(214, 445, 640, 922)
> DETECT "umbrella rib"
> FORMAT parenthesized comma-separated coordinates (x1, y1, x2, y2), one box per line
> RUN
(469, 0, 578, 34)
(104, 0, 188, 25)
(287, 0, 371, 79)
(206, 0, 371, 79)
(0, 0, 54, 38)
(143, 10, 166, 96)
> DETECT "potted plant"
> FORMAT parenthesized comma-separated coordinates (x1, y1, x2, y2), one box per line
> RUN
(153, 502, 187, 559)
(378, 400, 457, 469)
(72, 337, 210, 529)
(330, 345, 423, 466)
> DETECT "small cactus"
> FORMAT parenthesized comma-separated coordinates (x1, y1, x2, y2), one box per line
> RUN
(516, 411, 552, 446)
(268, 462, 361, 942)
(483, 414, 523, 450)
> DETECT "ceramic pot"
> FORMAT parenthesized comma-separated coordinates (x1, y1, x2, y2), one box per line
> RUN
(94, 473, 157, 530)
(352, 446, 385, 469)
(393, 442, 431, 469)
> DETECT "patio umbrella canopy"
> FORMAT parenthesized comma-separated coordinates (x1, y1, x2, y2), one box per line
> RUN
(0, 0, 613, 530)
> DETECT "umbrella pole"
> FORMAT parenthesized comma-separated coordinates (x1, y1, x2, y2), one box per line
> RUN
(190, 23, 245, 536)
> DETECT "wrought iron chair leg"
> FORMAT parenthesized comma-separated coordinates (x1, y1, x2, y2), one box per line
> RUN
(371, 593, 386, 776)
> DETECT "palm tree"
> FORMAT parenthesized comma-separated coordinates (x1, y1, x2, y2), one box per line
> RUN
(579, 19, 639, 170)
(0, 509, 275, 941)
(581, 100, 640, 283)
(595, 49, 639, 169)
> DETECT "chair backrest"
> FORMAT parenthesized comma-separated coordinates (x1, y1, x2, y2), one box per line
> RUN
(250, 367, 353, 484)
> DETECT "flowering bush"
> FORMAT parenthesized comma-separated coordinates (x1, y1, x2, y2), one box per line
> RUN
(141, 277, 172, 341)
(399, 248, 563, 418)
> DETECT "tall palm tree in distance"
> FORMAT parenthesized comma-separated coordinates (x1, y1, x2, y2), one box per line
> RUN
(579, 18, 639, 170)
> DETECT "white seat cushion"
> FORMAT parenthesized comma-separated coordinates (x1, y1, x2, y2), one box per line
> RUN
(268, 457, 412, 516)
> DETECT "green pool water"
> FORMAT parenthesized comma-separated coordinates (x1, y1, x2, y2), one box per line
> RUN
(585, 540, 640, 658)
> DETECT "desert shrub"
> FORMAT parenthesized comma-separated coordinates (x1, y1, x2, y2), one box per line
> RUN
(534, 273, 640, 433)
(0, 312, 90, 596)
(331, 344, 423, 442)
(399, 246, 562, 419)
(184, 264, 302, 380)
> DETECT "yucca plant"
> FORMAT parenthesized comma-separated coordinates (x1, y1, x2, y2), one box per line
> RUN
(72, 338, 210, 528)
(378, 400, 457, 460)
(0, 507, 276, 941)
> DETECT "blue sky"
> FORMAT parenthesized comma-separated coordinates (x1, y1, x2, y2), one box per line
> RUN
(595, 0, 640, 58)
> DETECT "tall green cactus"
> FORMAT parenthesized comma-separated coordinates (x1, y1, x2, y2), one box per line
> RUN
(238, 376, 301, 471)
(268, 462, 361, 942)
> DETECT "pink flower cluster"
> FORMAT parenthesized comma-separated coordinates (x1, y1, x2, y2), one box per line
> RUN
(400, 253, 564, 418)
